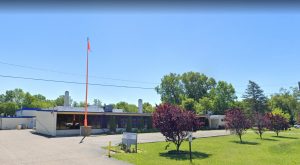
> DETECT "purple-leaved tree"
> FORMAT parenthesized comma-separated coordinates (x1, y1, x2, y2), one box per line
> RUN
(266, 113, 290, 136)
(152, 103, 202, 152)
(252, 112, 269, 139)
(225, 108, 251, 143)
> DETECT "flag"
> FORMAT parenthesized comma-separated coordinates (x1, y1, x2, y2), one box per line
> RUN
(87, 38, 91, 53)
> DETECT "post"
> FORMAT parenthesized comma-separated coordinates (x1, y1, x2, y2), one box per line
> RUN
(135, 134, 138, 153)
(108, 141, 111, 158)
(84, 37, 90, 127)
(188, 132, 192, 162)
(189, 141, 192, 162)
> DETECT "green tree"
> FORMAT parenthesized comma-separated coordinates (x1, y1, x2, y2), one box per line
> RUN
(181, 98, 198, 112)
(210, 81, 236, 115)
(243, 80, 268, 113)
(115, 101, 138, 113)
(93, 99, 102, 107)
(198, 96, 213, 114)
(269, 88, 300, 124)
(143, 102, 155, 113)
(272, 108, 290, 121)
(55, 95, 65, 106)
(0, 102, 19, 116)
(181, 71, 216, 101)
(155, 73, 183, 104)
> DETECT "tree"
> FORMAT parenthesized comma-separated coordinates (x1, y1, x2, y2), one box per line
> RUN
(0, 102, 18, 116)
(181, 72, 216, 101)
(266, 113, 290, 136)
(155, 73, 184, 105)
(181, 98, 198, 112)
(252, 112, 269, 139)
(143, 102, 155, 113)
(93, 99, 102, 107)
(210, 81, 236, 115)
(55, 95, 65, 106)
(225, 108, 251, 143)
(272, 108, 290, 121)
(115, 101, 138, 113)
(198, 96, 213, 114)
(243, 80, 268, 113)
(153, 103, 202, 152)
(269, 88, 298, 124)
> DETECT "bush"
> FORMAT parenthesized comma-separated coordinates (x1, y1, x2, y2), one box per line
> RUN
(109, 116, 116, 133)
(126, 117, 132, 132)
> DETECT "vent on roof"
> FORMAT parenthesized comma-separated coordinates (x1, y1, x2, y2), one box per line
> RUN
(104, 104, 113, 112)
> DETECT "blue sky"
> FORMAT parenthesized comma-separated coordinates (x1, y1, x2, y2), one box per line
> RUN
(0, 11, 299, 105)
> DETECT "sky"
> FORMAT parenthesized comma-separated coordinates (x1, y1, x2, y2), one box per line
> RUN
(0, 10, 300, 105)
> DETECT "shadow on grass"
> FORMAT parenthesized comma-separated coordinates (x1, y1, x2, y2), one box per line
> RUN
(231, 141, 260, 145)
(261, 138, 278, 141)
(272, 136, 298, 139)
(159, 150, 211, 160)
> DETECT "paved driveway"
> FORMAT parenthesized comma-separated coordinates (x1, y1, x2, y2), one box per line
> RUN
(0, 129, 229, 165)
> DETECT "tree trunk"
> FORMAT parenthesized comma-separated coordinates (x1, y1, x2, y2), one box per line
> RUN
(276, 131, 279, 137)
(259, 133, 262, 139)
(239, 134, 243, 143)
(176, 144, 180, 153)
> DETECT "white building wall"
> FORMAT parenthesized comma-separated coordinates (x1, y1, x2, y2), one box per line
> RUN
(209, 115, 225, 129)
(0, 117, 34, 130)
(35, 110, 57, 136)
(16, 110, 37, 117)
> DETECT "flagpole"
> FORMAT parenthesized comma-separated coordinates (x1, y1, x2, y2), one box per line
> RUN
(84, 37, 89, 127)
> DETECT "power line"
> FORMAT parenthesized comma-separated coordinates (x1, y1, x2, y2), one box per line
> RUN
(0, 74, 155, 90)
(0, 60, 159, 85)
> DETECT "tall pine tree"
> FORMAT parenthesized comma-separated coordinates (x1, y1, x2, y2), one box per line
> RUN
(243, 80, 268, 113)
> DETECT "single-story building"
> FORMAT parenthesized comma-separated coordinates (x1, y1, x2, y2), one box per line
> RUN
(34, 106, 153, 136)
(208, 115, 225, 129)
(1, 91, 224, 135)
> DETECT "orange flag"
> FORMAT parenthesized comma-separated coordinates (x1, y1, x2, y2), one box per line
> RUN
(87, 38, 90, 53)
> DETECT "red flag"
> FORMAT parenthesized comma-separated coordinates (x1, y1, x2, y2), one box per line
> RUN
(87, 38, 90, 52)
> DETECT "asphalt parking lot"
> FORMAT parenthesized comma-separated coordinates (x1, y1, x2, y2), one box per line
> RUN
(0, 129, 228, 165)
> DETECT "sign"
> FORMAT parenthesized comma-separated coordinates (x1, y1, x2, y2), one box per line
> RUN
(123, 132, 137, 140)
(122, 132, 138, 153)
(188, 132, 193, 142)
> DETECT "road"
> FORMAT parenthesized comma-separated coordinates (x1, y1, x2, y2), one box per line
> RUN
(0, 129, 229, 165)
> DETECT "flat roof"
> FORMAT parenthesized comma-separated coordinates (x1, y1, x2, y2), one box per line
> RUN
(57, 111, 152, 116)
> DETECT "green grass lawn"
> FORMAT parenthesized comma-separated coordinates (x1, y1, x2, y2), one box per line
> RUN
(111, 129, 300, 165)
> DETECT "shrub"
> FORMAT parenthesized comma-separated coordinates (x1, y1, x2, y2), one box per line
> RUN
(109, 116, 116, 133)
(126, 117, 132, 132)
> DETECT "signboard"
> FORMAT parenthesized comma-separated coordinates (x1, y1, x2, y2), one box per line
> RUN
(123, 132, 137, 140)
(188, 132, 193, 142)
(122, 132, 138, 152)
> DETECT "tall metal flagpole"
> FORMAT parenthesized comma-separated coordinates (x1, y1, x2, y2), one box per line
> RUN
(84, 37, 89, 127)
